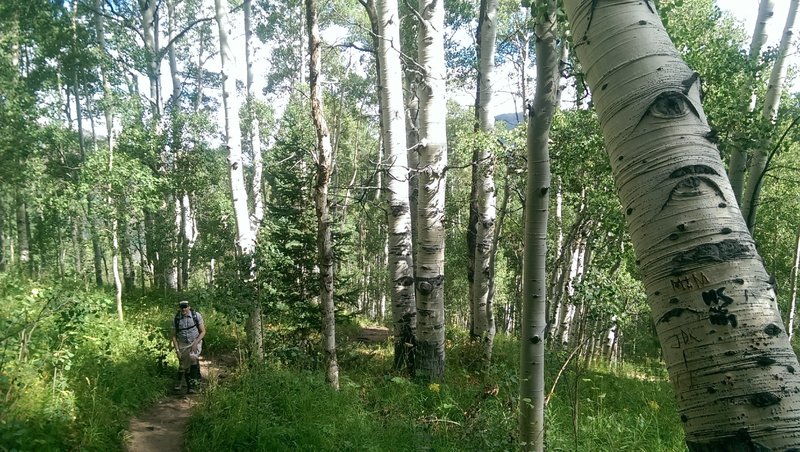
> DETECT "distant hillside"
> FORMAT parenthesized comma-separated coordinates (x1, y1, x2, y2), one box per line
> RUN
(495, 112, 524, 129)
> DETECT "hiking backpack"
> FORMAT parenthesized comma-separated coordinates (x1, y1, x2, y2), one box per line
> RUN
(174, 309, 200, 333)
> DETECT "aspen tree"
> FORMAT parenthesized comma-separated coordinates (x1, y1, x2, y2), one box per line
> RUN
(563, 0, 800, 448)
(519, 0, 558, 449)
(727, 0, 775, 202)
(374, 0, 417, 372)
(306, 0, 340, 389)
(415, 0, 448, 381)
(472, 0, 499, 364)
(741, 0, 799, 232)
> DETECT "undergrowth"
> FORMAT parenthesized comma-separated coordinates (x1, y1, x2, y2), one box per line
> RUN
(186, 325, 685, 451)
(0, 277, 685, 451)
(0, 276, 177, 451)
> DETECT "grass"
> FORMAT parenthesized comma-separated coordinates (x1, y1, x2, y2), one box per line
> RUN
(0, 278, 685, 451)
(0, 277, 176, 451)
(185, 327, 685, 451)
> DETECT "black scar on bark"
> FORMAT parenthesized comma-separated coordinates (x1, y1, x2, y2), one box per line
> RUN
(750, 392, 781, 407)
(390, 203, 410, 217)
(395, 276, 414, 287)
(661, 176, 727, 214)
(686, 429, 770, 452)
(416, 275, 444, 295)
(657, 307, 701, 324)
(672, 239, 752, 274)
(755, 356, 777, 367)
(764, 323, 783, 336)
(669, 165, 718, 178)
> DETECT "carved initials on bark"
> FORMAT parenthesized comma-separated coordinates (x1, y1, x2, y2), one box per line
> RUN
(671, 272, 710, 290)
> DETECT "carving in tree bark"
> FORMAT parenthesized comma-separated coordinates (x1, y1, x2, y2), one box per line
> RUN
(563, 0, 800, 447)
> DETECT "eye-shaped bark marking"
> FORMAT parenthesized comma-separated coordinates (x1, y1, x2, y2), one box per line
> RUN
(672, 239, 753, 273)
(750, 392, 781, 408)
(669, 165, 718, 178)
(658, 308, 687, 323)
(661, 177, 726, 213)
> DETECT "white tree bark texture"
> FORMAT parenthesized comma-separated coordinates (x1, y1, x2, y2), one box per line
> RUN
(563, 0, 800, 449)
(376, 0, 418, 372)
(415, 0, 448, 382)
(215, 0, 256, 256)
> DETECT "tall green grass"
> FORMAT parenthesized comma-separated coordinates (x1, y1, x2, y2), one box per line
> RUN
(185, 327, 685, 451)
(0, 277, 176, 450)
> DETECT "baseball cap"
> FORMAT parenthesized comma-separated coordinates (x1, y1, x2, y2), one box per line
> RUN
(178, 300, 189, 308)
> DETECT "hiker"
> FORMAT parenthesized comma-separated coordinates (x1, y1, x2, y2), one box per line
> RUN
(172, 300, 206, 393)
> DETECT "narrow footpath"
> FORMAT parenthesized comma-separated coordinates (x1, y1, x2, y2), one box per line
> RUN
(124, 354, 236, 452)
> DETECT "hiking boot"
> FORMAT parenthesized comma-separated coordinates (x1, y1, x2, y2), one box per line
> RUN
(188, 364, 201, 393)
(174, 371, 184, 391)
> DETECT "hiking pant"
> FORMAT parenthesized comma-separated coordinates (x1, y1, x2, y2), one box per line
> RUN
(176, 341, 202, 372)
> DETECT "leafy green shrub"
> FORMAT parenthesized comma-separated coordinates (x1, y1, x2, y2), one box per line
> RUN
(0, 277, 177, 450)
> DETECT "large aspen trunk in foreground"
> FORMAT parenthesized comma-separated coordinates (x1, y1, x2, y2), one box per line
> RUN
(306, 0, 340, 390)
(415, 0, 448, 382)
(519, 1, 558, 449)
(563, 0, 800, 448)
(376, 0, 417, 373)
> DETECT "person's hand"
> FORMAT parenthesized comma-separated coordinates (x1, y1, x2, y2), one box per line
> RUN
(191, 342, 198, 354)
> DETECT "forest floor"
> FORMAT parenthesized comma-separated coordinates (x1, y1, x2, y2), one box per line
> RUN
(123, 353, 238, 452)
(122, 326, 389, 451)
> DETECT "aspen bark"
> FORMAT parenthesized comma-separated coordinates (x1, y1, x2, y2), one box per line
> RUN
(741, 0, 799, 232)
(306, 0, 339, 390)
(244, 0, 265, 234)
(215, 0, 256, 256)
(787, 228, 800, 340)
(374, 0, 418, 372)
(563, 0, 800, 448)
(95, 0, 123, 320)
(727, 0, 775, 202)
(472, 0, 499, 364)
(415, 0, 448, 382)
(519, 1, 557, 449)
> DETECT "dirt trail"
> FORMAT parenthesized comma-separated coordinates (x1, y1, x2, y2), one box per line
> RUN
(124, 327, 386, 451)
(124, 354, 236, 452)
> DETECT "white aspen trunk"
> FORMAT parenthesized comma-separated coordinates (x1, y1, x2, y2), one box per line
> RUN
(473, 0, 499, 364)
(14, 189, 30, 270)
(375, 0, 417, 371)
(519, 1, 557, 449)
(563, 0, 800, 448)
(404, 73, 420, 279)
(215, 0, 255, 256)
(95, 0, 123, 317)
(242, 0, 264, 362)
(741, 0, 799, 232)
(306, 0, 339, 390)
(727, 0, 775, 202)
(244, 0, 265, 233)
(415, 0, 447, 382)
(139, 0, 161, 118)
(787, 228, 800, 340)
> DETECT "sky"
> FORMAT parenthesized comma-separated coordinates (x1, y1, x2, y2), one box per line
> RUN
(139, 1, 799, 135)
(717, 0, 796, 49)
